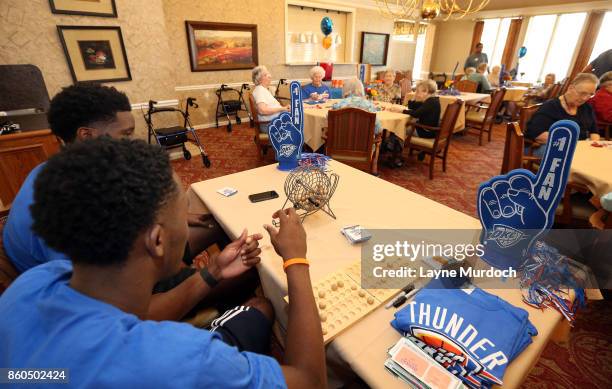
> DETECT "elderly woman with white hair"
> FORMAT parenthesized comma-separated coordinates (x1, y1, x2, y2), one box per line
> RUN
(342, 78, 365, 97)
(389, 79, 441, 164)
(301, 66, 331, 100)
(251, 65, 289, 132)
(375, 70, 401, 103)
(527, 72, 600, 157)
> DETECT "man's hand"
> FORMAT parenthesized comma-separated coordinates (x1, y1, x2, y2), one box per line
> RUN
(208, 229, 263, 281)
(187, 213, 215, 228)
(264, 208, 307, 261)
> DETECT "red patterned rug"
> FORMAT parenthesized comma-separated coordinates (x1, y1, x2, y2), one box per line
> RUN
(173, 123, 612, 389)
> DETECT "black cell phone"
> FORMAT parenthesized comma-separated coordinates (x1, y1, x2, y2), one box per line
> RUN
(248, 190, 279, 203)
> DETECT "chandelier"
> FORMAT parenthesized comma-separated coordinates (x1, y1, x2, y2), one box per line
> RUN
(375, 0, 490, 21)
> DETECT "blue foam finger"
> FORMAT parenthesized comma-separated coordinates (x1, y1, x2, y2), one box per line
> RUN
(492, 181, 515, 217)
(269, 81, 305, 170)
(533, 120, 580, 214)
(476, 120, 580, 270)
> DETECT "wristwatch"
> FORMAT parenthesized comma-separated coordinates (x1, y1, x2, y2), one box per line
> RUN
(199, 267, 219, 288)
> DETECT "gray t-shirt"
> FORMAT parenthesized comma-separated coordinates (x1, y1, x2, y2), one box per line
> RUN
(464, 53, 489, 70)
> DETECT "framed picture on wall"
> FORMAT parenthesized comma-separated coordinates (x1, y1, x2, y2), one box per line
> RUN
(49, 0, 117, 17)
(57, 26, 131, 83)
(185, 21, 258, 72)
(360, 32, 390, 66)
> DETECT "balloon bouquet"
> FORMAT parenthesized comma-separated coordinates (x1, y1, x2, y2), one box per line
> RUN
(320, 17, 333, 49)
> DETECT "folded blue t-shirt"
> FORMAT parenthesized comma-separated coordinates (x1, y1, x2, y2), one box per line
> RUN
(2, 163, 69, 273)
(0, 260, 287, 388)
(391, 287, 537, 389)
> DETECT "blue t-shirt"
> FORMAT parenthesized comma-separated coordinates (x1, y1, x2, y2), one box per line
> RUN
(391, 287, 537, 389)
(0, 260, 286, 388)
(301, 83, 331, 99)
(3, 163, 68, 273)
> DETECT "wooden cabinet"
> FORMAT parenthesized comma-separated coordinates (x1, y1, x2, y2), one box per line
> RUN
(0, 130, 60, 212)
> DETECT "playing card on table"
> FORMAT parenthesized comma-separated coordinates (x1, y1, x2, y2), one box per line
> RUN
(216, 187, 237, 197)
(341, 225, 372, 244)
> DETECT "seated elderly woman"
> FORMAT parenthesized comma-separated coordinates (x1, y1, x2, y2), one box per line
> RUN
(488, 65, 502, 88)
(328, 79, 381, 135)
(389, 79, 441, 163)
(390, 79, 440, 137)
(467, 63, 492, 93)
(526, 73, 600, 157)
(342, 78, 365, 97)
(589, 71, 612, 125)
(461, 67, 476, 80)
(526, 73, 556, 103)
(301, 66, 331, 100)
(375, 70, 401, 103)
(251, 65, 289, 132)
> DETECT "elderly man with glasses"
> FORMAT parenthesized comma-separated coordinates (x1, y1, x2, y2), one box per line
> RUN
(525, 73, 600, 158)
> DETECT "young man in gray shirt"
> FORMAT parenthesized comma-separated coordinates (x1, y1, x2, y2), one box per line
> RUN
(465, 43, 489, 71)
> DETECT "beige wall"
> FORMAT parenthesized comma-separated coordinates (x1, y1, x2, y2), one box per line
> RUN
(1, 0, 417, 135)
(429, 20, 476, 74)
(287, 5, 348, 63)
(0, 0, 176, 103)
(0, 0, 178, 138)
(353, 8, 416, 74)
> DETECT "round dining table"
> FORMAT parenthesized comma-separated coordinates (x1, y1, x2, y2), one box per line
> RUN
(302, 99, 410, 151)
(570, 140, 612, 199)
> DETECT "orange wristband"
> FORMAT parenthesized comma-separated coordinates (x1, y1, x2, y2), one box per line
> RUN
(283, 258, 309, 271)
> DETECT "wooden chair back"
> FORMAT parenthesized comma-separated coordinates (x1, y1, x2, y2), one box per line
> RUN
(435, 100, 462, 149)
(326, 108, 377, 170)
(484, 88, 506, 123)
(558, 78, 570, 96)
(455, 79, 478, 93)
(501, 122, 525, 174)
(395, 70, 412, 84)
(519, 103, 541, 132)
(248, 93, 264, 126)
(399, 78, 413, 102)
(547, 83, 562, 99)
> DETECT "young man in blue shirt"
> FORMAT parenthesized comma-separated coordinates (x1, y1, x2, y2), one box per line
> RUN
(2, 84, 252, 321)
(0, 137, 326, 388)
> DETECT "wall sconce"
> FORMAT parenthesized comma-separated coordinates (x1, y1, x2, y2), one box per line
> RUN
(335, 34, 342, 45)
(312, 33, 319, 44)
(299, 33, 307, 43)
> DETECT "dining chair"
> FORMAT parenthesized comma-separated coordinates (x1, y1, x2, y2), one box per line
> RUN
(404, 100, 462, 179)
(326, 107, 382, 175)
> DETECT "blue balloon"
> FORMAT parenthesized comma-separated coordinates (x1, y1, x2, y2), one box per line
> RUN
(518, 46, 527, 58)
(321, 17, 333, 36)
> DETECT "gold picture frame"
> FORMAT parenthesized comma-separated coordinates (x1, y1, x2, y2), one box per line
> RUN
(49, 0, 117, 18)
(57, 25, 131, 83)
(186, 21, 259, 72)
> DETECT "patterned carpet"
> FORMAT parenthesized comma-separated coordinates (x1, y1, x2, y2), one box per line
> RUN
(173, 123, 612, 389)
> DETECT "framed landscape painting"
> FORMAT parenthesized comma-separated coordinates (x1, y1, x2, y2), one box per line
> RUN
(57, 26, 131, 83)
(360, 32, 390, 66)
(186, 21, 258, 72)
(49, 0, 117, 17)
